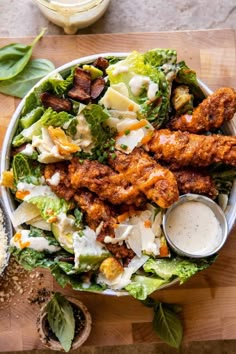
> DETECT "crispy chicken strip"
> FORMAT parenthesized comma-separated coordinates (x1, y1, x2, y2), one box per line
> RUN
(147, 129, 236, 168)
(69, 158, 145, 206)
(74, 190, 135, 260)
(44, 163, 75, 201)
(171, 169, 218, 198)
(168, 87, 236, 133)
(108, 148, 179, 209)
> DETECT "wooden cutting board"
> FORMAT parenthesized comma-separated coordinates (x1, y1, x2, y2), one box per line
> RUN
(0, 29, 236, 351)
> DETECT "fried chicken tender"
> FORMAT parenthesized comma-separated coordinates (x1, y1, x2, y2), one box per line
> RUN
(44, 163, 75, 201)
(171, 169, 218, 198)
(74, 190, 135, 260)
(69, 158, 145, 206)
(108, 148, 179, 209)
(168, 87, 236, 133)
(147, 129, 236, 168)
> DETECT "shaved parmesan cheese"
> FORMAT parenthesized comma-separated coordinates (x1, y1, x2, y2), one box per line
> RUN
(115, 119, 154, 154)
(116, 129, 145, 153)
(111, 82, 129, 96)
(28, 219, 51, 231)
(11, 201, 41, 228)
(100, 87, 140, 112)
(104, 224, 134, 244)
(109, 110, 137, 119)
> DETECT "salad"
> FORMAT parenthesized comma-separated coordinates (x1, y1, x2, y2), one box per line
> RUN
(1, 49, 235, 300)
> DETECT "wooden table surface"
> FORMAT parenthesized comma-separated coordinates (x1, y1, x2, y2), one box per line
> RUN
(0, 29, 235, 352)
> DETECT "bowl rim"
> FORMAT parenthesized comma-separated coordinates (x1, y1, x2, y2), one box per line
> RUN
(0, 52, 235, 295)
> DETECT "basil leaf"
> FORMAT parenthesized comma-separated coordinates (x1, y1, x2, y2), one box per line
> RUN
(46, 293, 75, 352)
(0, 28, 46, 80)
(153, 302, 183, 349)
(0, 58, 55, 98)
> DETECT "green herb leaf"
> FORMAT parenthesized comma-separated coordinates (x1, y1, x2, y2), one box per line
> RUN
(153, 302, 183, 348)
(0, 59, 55, 98)
(46, 292, 75, 352)
(0, 28, 46, 80)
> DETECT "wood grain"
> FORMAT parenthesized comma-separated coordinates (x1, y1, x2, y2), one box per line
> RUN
(0, 29, 235, 351)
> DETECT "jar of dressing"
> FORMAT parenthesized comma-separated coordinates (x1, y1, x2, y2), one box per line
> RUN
(34, 0, 111, 34)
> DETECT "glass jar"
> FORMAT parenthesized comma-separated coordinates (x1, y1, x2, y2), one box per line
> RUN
(34, 0, 111, 34)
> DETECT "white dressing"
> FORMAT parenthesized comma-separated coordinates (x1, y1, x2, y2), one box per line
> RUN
(17, 182, 56, 200)
(46, 172, 61, 186)
(166, 201, 222, 255)
(73, 113, 94, 152)
(129, 75, 158, 101)
(11, 230, 60, 252)
(73, 226, 106, 269)
(20, 144, 35, 156)
(32, 127, 70, 163)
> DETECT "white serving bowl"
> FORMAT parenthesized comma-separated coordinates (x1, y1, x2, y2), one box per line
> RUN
(1, 53, 236, 295)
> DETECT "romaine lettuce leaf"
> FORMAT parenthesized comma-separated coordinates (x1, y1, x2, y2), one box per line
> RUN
(144, 257, 215, 284)
(144, 48, 177, 67)
(106, 51, 171, 128)
(10, 246, 56, 271)
(27, 195, 71, 221)
(12, 108, 74, 147)
(125, 275, 167, 300)
(175, 61, 205, 101)
(83, 104, 114, 147)
(13, 153, 41, 184)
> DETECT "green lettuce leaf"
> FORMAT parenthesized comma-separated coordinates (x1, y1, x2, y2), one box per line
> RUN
(106, 51, 171, 128)
(175, 61, 205, 101)
(12, 108, 74, 147)
(144, 48, 177, 67)
(13, 153, 41, 184)
(83, 104, 113, 147)
(125, 275, 167, 300)
(46, 292, 75, 352)
(20, 106, 44, 129)
(144, 257, 215, 284)
(27, 195, 71, 221)
(10, 246, 55, 271)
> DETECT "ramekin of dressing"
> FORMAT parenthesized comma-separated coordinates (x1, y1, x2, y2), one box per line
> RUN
(162, 194, 228, 258)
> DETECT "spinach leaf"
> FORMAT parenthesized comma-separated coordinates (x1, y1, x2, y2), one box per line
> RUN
(46, 293, 75, 352)
(153, 302, 183, 349)
(0, 28, 46, 80)
(0, 59, 55, 98)
(142, 297, 183, 349)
